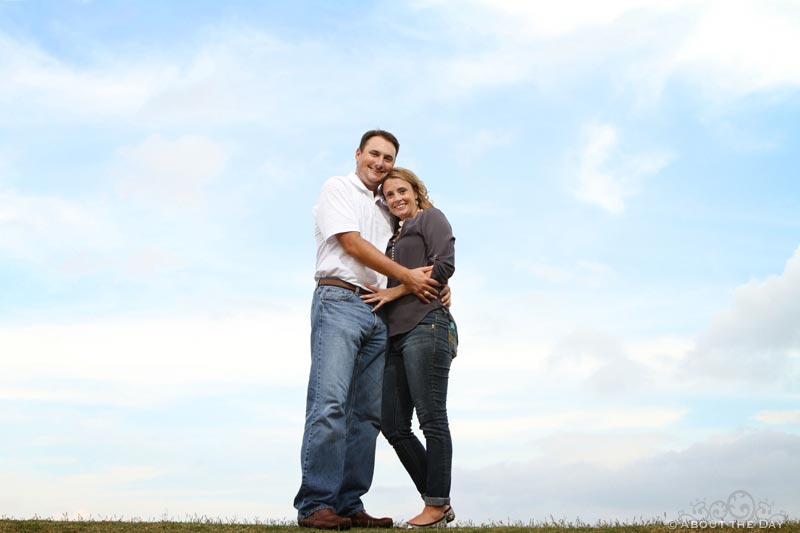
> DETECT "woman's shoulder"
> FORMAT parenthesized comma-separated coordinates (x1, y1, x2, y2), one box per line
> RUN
(419, 206, 447, 221)
(419, 206, 450, 226)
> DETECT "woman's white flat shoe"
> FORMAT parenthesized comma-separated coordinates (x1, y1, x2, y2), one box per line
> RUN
(405, 516, 446, 529)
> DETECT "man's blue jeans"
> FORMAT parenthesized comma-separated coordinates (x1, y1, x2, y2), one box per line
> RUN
(294, 285, 388, 520)
(381, 308, 456, 507)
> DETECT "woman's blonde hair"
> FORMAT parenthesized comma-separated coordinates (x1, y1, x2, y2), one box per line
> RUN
(381, 167, 434, 210)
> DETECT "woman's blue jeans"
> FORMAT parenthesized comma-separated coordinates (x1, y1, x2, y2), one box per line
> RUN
(381, 308, 457, 506)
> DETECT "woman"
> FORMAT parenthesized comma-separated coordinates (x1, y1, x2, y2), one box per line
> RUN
(362, 167, 458, 528)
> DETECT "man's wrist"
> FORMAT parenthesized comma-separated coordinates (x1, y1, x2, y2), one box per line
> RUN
(398, 266, 411, 286)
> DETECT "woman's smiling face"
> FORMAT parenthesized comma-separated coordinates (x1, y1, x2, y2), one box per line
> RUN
(382, 177, 419, 220)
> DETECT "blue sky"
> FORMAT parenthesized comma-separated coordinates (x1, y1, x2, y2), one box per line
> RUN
(1, 0, 799, 523)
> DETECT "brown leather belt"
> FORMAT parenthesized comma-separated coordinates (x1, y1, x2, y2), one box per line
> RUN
(317, 277, 374, 295)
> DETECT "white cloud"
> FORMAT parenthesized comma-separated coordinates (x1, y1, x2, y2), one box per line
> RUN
(117, 246, 186, 279)
(452, 407, 685, 440)
(686, 245, 800, 384)
(575, 123, 672, 214)
(0, 31, 307, 127)
(668, 2, 800, 97)
(0, 148, 19, 184)
(0, 31, 301, 127)
(440, 430, 800, 522)
(549, 327, 653, 396)
(0, 189, 119, 264)
(629, 336, 692, 363)
(438, 0, 674, 40)
(0, 186, 191, 280)
(418, 1, 800, 103)
(3, 2, 798, 135)
(258, 160, 293, 187)
(439, 51, 535, 93)
(577, 123, 624, 212)
(0, 28, 429, 129)
(522, 261, 573, 284)
(2, 5, 799, 523)
(533, 431, 673, 469)
(577, 260, 614, 278)
(753, 410, 800, 426)
(517, 260, 614, 286)
(0, 464, 295, 522)
(627, 336, 693, 384)
(115, 134, 229, 209)
(0, 133, 231, 276)
(454, 129, 516, 166)
(0, 33, 166, 121)
(0, 308, 309, 406)
(454, 244, 800, 411)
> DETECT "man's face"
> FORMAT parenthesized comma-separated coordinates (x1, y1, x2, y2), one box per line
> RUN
(355, 136, 396, 191)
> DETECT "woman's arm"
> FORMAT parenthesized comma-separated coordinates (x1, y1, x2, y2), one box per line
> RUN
(422, 208, 456, 285)
(360, 284, 409, 311)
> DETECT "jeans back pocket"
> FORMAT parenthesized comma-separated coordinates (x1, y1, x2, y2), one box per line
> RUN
(447, 318, 458, 359)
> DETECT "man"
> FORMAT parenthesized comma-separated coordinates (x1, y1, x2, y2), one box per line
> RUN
(294, 130, 444, 530)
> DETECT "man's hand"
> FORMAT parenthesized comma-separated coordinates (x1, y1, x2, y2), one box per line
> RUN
(334, 232, 443, 304)
(401, 266, 441, 302)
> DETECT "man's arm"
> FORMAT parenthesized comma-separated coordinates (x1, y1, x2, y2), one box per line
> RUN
(336, 231, 440, 300)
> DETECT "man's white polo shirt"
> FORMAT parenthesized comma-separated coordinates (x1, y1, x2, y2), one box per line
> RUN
(313, 172, 394, 290)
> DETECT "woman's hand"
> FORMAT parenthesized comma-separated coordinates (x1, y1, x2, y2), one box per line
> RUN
(361, 285, 406, 312)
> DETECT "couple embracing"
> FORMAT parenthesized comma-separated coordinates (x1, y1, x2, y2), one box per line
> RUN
(294, 130, 459, 529)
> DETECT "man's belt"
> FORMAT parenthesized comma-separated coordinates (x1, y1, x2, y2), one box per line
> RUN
(317, 277, 374, 295)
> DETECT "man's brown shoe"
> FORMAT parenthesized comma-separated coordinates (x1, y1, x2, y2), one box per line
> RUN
(298, 508, 352, 530)
(348, 510, 393, 528)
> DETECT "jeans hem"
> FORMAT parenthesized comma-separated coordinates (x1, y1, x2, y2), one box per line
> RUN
(298, 505, 334, 521)
(343, 506, 365, 518)
(423, 496, 450, 506)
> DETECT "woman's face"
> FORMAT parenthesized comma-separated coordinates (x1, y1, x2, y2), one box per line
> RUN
(383, 177, 419, 220)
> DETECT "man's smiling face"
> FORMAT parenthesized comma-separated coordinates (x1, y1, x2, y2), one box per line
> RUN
(355, 136, 397, 191)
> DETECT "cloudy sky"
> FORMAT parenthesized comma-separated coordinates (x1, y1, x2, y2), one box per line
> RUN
(2, 0, 799, 524)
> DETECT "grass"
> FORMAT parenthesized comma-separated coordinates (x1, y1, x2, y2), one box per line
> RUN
(1, 517, 798, 533)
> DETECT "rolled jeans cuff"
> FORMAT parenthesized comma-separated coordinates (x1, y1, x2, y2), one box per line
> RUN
(423, 496, 450, 506)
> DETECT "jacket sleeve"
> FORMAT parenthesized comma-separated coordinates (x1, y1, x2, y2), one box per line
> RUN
(421, 208, 456, 285)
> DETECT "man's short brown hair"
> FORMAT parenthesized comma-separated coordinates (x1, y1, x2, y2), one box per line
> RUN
(359, 129, 400, 156)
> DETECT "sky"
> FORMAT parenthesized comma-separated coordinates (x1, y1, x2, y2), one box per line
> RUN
(1, 0, 799, 524)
